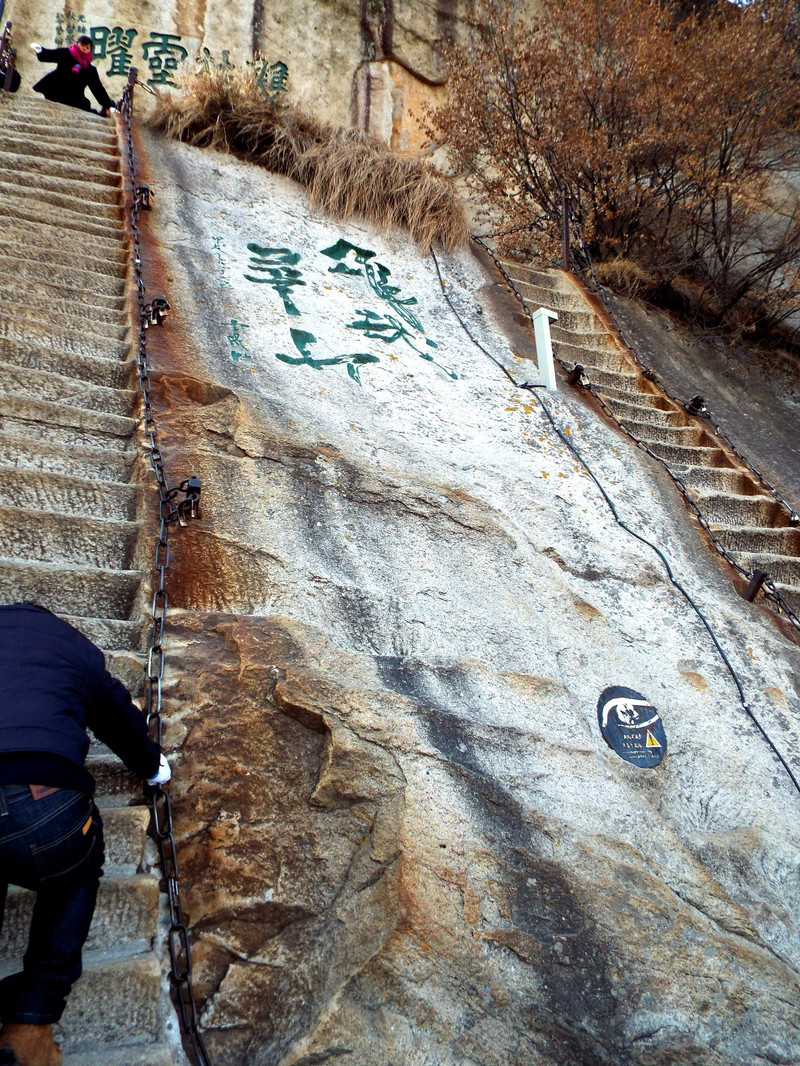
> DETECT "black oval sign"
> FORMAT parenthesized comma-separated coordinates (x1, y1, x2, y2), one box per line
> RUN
(597, 686, 667, 767)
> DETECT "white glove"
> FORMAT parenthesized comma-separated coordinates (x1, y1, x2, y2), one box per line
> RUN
(30, 42, 43, 53)
(146, 753, 171, 786)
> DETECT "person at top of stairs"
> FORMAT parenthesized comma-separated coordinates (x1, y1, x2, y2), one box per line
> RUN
(29, 37, 116, 118)
(0, 604, 171, 1066)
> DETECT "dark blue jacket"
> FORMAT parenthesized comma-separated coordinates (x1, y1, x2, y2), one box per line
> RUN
(0, 604, 160, 793)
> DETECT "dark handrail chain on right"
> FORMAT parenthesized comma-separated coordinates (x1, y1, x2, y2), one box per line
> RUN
(118, 70, 212, 1066)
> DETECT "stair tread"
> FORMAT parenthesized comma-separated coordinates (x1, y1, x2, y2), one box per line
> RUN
(0, 361, 136, 413)
(0, 468, 141, 518)
(0, 394, 136, 435)
(0, 558, 143, 619)
(62, 1045, 177, 1066)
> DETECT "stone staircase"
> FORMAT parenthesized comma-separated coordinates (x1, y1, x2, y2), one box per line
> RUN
(498, 259, 800, 619)
(0, 93, 180, 1065)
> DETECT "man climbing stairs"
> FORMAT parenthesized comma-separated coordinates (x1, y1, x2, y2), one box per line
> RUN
(497, 259, 800, 622)
(0, 92, 181, 1065)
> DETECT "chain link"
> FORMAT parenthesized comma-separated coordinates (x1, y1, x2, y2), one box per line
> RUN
(474, 233, 800, 632)
(118, 71, 212, 1066)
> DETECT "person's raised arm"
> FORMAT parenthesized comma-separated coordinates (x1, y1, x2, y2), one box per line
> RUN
(86, 669, 164, 781)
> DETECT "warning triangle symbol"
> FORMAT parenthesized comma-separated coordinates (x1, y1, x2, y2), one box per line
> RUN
(645, 730, 662, 748)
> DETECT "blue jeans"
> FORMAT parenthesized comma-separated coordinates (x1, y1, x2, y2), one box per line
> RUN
(0, 785, 104, 1024)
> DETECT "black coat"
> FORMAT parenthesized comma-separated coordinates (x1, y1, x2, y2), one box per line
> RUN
(0, 604, 161, 792)
(33, 46, 113, 113)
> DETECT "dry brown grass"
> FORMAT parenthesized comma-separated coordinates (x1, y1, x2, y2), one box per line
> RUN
(146, 67, 468, 251)
(593, 258, 657, 299)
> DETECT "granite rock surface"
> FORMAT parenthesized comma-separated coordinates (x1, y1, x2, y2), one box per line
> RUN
(135, 133, 800, 1065)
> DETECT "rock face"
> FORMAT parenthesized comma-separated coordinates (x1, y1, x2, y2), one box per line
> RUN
(10, 0, 476, 142)
(133, 131, 800, 1065)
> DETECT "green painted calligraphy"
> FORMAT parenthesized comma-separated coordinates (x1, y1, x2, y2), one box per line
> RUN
(212, 236, 231, 288)
(249, 58, 289, 95)
(90, 27, 138, 77)
(197, 47, 235, 73)
(322, 238, 457, 380)
(55, 10, 87, 47)
(276, 329, 379, 385)
(142, 32, 188, 86)
(228, 318, 251, 361)
(347, 309, 457, 379)
(244, 244, 305, 316)
(321, 239, 422, 331)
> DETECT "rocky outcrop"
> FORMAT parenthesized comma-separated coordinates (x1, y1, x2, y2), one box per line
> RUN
(135, 130, 800, 1065)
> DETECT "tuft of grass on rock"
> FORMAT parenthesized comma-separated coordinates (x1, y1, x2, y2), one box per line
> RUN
(146, 67, 468, 251)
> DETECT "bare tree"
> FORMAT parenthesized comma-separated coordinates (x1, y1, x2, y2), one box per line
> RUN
(429, 0, 800, 335)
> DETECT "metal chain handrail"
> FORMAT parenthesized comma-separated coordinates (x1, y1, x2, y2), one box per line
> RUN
(0, 18, 17, 94)
(118, 70, 212, 1066)
(473, 231, 800, 632)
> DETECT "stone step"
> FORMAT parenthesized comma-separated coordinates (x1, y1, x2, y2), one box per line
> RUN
(578, 364, 642, 392)
(105, 654, 147, 701)
(613, 421, 708, 447)
(65, 615, 145, 655)
(770, 581, 800, 616)
(730, 551, 800, 586)
(0, 143, 122, 187)
(510, 277, 588, 313)
(0, 318, 130, 361)
(1, 97, 119, 138)
(0, 219, 128, 269)
(591, 381, 669, 409)
(0, 93, 174, 1066)
(712, 525, 800, 554)
(0, 117, 120, 155)
(688, 491, 786, 527)
(498, 260, 576, 294)
(603, 396, 685, 428)
(0, 559, 142, 618)
(85, 754, 148, 805)
(549, 323, 618, 351)
(0, 872, 159, 963)
(0, 337, 132, 388)
(0, 128, 121, 167)
(522, 301, 604, 334)
(0, 363, 135, 416)
(59, 953, 164, 1050)
(0, 396, 136, 449)
(1, 266, 127, 312)
(679, 465, 751, 493)
(552, 338, 629, 369)
(0, 194, 124, 243)
(0, 178, 123, 223)
(0, 504, 140, 569)
(1, 301, 129, 342)
(0, 468, 141, 520)
(645, 439, 731, 468)
(2, 165, 124, 209)
(0, 240, 127, 290)
(0, 431, 135, 481)
(63, 1045, 177, 1066)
